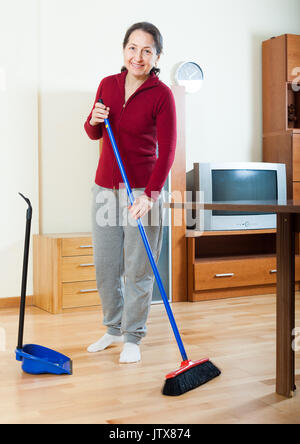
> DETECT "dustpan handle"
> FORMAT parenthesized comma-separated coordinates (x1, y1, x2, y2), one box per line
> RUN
(98, 99, 188, 362)
(17, 193, 32, 350)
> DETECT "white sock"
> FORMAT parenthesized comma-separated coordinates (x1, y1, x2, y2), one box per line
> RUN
(119, 342, 141, 363)
(87, 333, 123, 353)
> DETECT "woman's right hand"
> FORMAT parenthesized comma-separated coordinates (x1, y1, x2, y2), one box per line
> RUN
(90, 103, 110, 126)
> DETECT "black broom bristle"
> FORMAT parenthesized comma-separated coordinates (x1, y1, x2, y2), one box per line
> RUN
(162, 360, 221, 396)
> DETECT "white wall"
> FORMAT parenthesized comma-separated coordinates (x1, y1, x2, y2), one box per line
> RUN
(0, 0, 39, 299)
(1, 0, 300, 298)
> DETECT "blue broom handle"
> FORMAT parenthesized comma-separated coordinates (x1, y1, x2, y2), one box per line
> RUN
(99, 100, 188, 362)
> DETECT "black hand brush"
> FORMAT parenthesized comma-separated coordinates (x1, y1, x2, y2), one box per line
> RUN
(99, 98, 221, 396)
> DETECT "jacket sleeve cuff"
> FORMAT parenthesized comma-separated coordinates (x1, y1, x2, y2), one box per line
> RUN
(84, 119, 103, 140)
(144, 189, 160, 202)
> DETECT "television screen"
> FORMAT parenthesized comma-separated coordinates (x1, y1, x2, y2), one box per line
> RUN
(212, 169, 278, 216)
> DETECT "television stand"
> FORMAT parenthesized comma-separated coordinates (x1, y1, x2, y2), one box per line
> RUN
(187, 228, 300, 301)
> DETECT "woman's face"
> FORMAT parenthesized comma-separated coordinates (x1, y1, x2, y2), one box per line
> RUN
(123, 29, 160, 80)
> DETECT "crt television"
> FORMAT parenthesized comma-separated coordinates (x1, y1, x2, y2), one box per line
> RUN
(186, 162, 287, 231)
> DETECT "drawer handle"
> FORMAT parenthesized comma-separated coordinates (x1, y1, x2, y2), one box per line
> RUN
(215, 273, 234, 278)
(270, 269, 277, 274)
(79, 263, 94, 267)
(79, 288, 98, 293)
(79, 245, 93, 249)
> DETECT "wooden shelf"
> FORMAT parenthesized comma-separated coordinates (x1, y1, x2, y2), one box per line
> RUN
(186, 228, 276, 237)
(287, 82, 300, 130)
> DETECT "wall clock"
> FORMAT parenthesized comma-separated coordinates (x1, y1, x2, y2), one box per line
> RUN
(174, 61, 204, 93)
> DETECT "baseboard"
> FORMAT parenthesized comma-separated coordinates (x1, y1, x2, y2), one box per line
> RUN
(0, 296, 33, 309)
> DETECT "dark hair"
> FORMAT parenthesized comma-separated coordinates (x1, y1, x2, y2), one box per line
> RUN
(121, 22, 163, 76)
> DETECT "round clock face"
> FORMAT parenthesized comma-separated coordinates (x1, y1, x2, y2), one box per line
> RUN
(175, 62, 204, 93)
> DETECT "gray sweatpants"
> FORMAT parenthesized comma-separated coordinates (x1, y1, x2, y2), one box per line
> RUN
(91, 184, 164, 344)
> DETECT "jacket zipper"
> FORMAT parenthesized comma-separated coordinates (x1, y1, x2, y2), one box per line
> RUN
(112, 84, 156, 189)
(112, 98, 130, 188)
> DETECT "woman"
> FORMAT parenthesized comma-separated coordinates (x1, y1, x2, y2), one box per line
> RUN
(84, 22, 177, 363)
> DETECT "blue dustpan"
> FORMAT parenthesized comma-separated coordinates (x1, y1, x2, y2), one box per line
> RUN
(15, 194, 72, 375)
(16, 344, 72, 375)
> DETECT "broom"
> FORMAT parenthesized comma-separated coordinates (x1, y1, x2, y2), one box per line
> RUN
(98, 99, 221, 395)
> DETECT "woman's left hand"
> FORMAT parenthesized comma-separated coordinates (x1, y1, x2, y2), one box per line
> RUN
(128, 194, 154, 220)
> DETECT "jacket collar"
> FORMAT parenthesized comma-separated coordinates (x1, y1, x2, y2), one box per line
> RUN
(116, 69, 160, 98)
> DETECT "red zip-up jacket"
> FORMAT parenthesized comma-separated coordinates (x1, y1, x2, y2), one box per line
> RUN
(84, 70, 177, 201)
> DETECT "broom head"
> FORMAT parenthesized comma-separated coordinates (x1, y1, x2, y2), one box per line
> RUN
(162, 358, 221, 396)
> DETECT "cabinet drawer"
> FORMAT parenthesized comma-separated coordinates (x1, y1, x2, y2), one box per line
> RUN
(62, 237, 93, 257)
(194, 256, 277, 291)
(62, 256, 96, 282)
(62, 281, 100, 308)
(293, 135, 300, 181)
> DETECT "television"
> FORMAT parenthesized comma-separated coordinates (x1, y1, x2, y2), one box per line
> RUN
(186, 162, 287, 231)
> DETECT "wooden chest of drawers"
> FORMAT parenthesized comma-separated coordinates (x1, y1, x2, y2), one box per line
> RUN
(33, 233, 100, 314)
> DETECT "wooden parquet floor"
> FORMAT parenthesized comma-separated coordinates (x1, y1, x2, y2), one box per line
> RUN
(0, 293, 299, 424)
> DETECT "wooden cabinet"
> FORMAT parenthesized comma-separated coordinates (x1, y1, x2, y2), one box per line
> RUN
(33, 233, 100, 314)
(187, 229, 300, 302)
(263, 34, 300, 199)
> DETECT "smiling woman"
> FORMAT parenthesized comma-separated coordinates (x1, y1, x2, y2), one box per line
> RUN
(84, 21, 177, 365)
